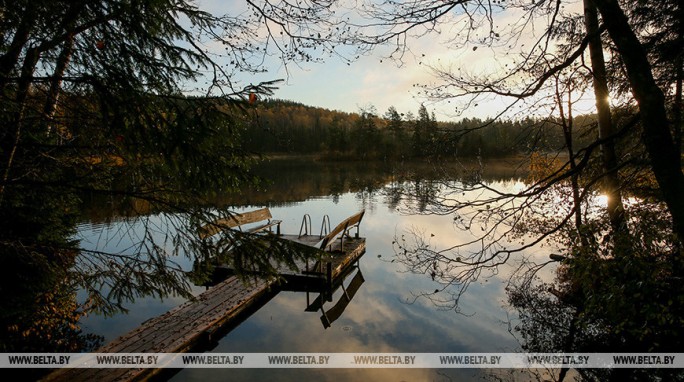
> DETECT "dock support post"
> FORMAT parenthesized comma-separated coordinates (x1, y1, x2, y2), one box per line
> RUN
(326, 262, 333, 301)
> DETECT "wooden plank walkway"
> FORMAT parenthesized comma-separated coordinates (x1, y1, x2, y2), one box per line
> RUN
(277, 236, 366, 277)
(42, 238, 365, 382)
(42, 276, 276, 382)
(325, 237, 366, 280)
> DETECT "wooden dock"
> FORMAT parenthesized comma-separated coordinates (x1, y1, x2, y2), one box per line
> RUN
(42, 210, 366, 382)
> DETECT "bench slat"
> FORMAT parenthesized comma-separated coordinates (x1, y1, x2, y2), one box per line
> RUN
(199, 208, 277, 239)
(319, 210, 365, 250)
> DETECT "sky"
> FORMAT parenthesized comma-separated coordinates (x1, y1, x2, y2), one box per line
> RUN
(243, 49, 449, 117)
(198, 0, 589, 122)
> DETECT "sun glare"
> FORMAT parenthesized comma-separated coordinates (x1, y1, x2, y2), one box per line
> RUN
(595, 194, 609, 208)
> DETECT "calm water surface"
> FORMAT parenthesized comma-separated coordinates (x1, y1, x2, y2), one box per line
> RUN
(76, 159, 548, 381)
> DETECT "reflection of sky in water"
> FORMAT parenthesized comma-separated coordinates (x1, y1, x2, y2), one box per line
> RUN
(173, 191, 532, 381)
(76, 176, 557, 382)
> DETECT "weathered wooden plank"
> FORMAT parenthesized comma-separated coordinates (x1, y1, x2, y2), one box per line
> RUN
(278, 234, 324, 247)
(101, 277, 245, 352)
(273, 238, 364, 280)
(198, 208, 275, 239)
(319, 210, 365, 250)
(328, 238, 366, 276)
(278, 210, 365, 251)
(42, 275, 275, 382)
(107, 279, 268, 354)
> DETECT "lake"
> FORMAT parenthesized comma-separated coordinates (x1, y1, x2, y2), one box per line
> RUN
(75, 158, 552, 381)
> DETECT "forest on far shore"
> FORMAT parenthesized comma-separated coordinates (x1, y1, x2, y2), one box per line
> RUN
(241, 99, 601, 159)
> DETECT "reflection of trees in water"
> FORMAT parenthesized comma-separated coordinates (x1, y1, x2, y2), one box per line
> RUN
(388, 156, 684, 381)
(187, 229, 321, 287)
(0, 182, 104, 354)
(507, 263, 684, 382)
(387, 161, 532, 310)
(1, 194, 323, 359)
(1, 249, 104, 353)
(1, 19, 278, 360)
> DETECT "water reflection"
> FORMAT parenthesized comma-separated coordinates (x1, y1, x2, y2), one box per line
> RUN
(316, 270, 366, 329)
(165, 162, 529, 381)
(8, 155, 681, 381)
(4, 157, 518, 380)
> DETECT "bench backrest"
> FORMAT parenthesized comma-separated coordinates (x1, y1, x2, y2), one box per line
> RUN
(319, 210, 364, 250)
(321, 269, 365, 328)
(199, 208, 273, 239)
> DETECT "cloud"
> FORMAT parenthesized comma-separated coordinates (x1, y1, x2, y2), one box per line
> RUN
(191, 0, 590, 122)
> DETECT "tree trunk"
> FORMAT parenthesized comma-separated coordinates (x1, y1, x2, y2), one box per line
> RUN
(592, 0, 684, 244)
(555, 76, 587, 247)
(675, 1, 684, 163)
(0, 47, 41, 205)
(675, 58, 682, 163)
(0, 9, 35, 92)
(42, 33, 75, 136)
(583, 0, 629, 249)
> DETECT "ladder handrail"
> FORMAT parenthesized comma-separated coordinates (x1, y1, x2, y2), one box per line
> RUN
(298, 214, 312, 238)
(319, 215, 331, 238)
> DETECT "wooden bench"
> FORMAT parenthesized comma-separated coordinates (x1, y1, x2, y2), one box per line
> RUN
(198, 208, 282, 239)
(319, 210, 365, 251)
